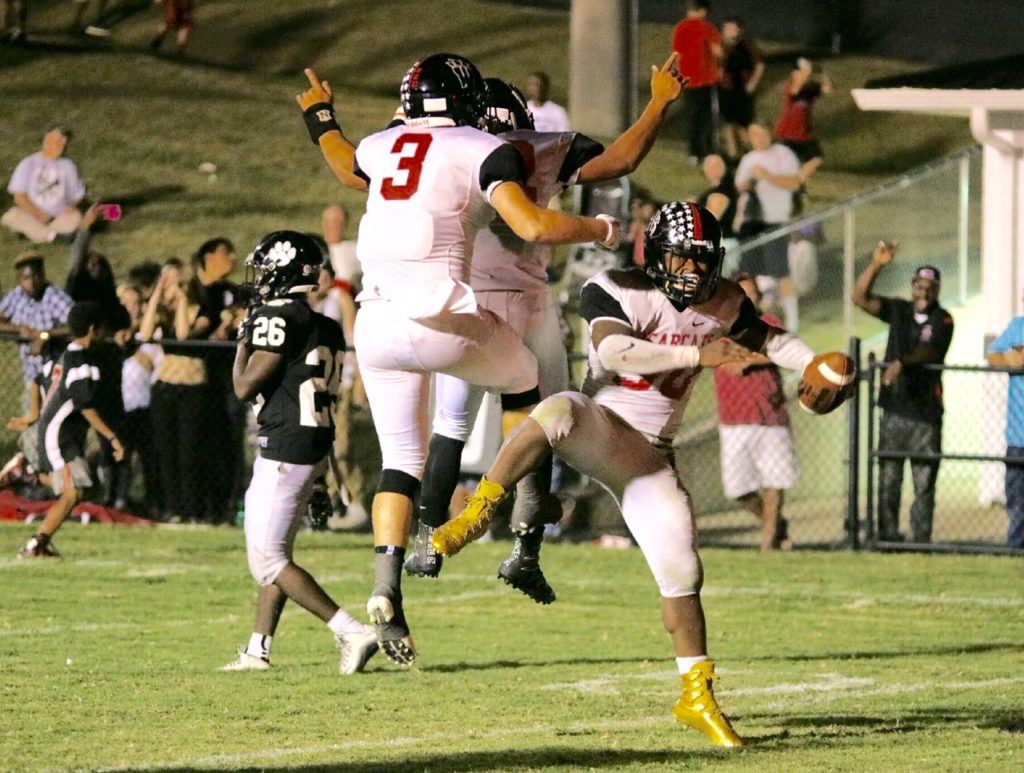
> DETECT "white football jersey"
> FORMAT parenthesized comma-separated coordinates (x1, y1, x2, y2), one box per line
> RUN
(579, 268, 747, 447)
(354, 125, 523, 312)
(471, 130, 603, 293)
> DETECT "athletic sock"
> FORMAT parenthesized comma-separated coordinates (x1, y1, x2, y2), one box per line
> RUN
(675, 655, 709, 674)
(373, 546, 405, 600)
(419, 435, 464, 528)
(510, 453, 554, 533)
(326, 609, 365, 636)
(246, 632, 272, 661)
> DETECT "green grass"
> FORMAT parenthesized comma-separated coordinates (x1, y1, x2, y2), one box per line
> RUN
(2, 523, 1022, 771)
(1, 0, 975, 279)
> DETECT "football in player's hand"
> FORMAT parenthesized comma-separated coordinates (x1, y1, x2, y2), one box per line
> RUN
(798, 352, 857, 415)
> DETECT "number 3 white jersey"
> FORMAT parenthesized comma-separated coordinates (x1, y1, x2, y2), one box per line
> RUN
(246, 298, 345, 465)
(578, 268, 748, 448)
(353, 124, 526, 313)
(470, 130, 603, 293)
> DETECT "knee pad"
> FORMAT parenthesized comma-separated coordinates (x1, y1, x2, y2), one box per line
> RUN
(377, 468, 421, 498)
(529, 393, 576, 445)
(247, 543, 288, 587)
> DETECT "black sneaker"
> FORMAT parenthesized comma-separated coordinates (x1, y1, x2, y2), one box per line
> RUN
(404, 522, 443, 578)
(18, 534, 58, 559)
(498, 537, 555, 605)
(366, 594, 415, 666)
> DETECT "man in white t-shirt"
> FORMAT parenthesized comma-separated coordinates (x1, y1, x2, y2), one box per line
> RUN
(525, 71, 570, 133)
(734, 123, 803, 329)
(3, 128, 86, 244)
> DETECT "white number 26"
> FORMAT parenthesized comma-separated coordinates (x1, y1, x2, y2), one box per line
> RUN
(251, 316, 286, 347)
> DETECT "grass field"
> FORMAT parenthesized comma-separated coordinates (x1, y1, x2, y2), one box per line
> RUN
(2, 522, 1023, 771)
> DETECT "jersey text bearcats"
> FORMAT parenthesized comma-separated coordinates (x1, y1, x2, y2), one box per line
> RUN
(353, 125, 526, 305)
(248, 299, 344, 465)
(579, 268, 756, 447)
(471, 131, 603, 293)
(36, 342, 100, 472)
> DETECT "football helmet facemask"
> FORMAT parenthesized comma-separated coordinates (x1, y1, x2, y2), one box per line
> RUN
(481, 78, 535, 134)
(401, 53, 486, 128)
(643, 201, 725, 306)
(245, 230, 324, 303)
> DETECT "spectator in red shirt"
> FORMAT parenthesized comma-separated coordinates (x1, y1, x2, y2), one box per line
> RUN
(671, 0, 722, 163)
(712, 273, 798, 550)
(773, 58, 832, 183)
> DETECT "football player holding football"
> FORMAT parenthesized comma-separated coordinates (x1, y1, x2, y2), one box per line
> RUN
(408, 55, 687, 603)
(222, 231, 378, 675)
(297, 54, 619, 666)
(433, 202, 830, 747)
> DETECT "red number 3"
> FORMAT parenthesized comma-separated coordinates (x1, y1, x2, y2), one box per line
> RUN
(381, 134, 433, 200)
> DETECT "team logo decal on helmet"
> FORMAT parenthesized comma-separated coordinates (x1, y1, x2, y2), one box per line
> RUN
(643, 201, 725, 306)
(400, 52, 486, 128)
(246, 230, 324, 302)
(481, 78, 535, 134)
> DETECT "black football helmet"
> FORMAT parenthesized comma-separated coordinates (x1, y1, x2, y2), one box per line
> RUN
(481, 78, 534, 134)
(643, 201, 725, 306)
(245, 230, 324, 303)
(400, 53, 486, 127)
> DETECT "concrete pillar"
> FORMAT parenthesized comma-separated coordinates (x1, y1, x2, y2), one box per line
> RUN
(568, 0, 636, 136)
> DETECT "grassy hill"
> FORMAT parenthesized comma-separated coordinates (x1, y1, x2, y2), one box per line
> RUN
(1, 0, 973, 274)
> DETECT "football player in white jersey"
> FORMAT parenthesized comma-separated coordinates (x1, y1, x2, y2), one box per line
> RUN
(433, 202, 832, 747)
(297, 54, 620, 666)
(222, 231, 378, 675)
(408, 59, 688, 602)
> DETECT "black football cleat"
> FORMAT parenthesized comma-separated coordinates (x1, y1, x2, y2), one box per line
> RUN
(498, 537, 555, 605)
(404, 522, 443, 578)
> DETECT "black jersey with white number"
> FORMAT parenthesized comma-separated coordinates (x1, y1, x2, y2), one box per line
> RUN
(247, 298, 345, 465)
(36, 342, 101, 471)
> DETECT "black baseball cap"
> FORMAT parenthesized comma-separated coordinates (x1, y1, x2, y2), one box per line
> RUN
(913, 265, 941, 284)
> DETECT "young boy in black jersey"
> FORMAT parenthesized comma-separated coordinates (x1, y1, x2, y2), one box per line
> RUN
(18, 302, 124, 558)
(221, 231, 378, 675)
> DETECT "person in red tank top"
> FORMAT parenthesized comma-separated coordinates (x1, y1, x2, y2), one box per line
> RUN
(712, 273, 798, 549)
(670, 0, 722, 162)
(773, 58, 832, 183)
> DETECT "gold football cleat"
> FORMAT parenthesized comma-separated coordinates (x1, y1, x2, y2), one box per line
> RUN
(431, 476, 507, 556)
(671, 660, 744, 747)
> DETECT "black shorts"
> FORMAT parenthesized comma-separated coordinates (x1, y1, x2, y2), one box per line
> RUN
(778, 138, 823, 164)
(738, 221, 790, 278)
(719, 88, 754, 127)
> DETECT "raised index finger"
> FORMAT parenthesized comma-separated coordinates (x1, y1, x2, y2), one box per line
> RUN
(661, 51, 679, 72)
(304, 68, 322, 89)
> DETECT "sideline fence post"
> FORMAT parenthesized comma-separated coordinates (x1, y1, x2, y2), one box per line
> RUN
(846, 337, 862, 549)
(865, 352, 877, 546)
(843, 209, 856, 344)
(958, 154, 970, 304)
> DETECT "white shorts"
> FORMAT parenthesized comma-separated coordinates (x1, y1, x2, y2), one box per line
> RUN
(243, 455, 325, 586)
(355, 299, 538, 478)
(49, 457, 92, 496)
(718, 424, 799, 500)
(530, 391, 702, 597)
(433, 290, 568, 442)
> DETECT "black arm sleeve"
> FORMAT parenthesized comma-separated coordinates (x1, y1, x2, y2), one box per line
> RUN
(728, 296, 773, 351)
(557, 133, 605, 184)
(479, 143, 527, 193)
(580, 283, 629, 326)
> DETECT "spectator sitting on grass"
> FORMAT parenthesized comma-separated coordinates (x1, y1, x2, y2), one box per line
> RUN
(0, 251, 74, 390)
(3, 127, 85, 244)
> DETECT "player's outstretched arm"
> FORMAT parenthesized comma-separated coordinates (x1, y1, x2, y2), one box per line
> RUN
(591, 319, 759, 374)
(576, 52, 686, 184)
(490, 181, 620, 247)
(297, 68, 369, 193)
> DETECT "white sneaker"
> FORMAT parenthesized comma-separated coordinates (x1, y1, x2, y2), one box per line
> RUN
(220, 650, 270, 671)
(335, 627, 379, 675)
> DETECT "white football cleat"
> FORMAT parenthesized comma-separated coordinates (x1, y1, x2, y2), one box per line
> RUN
(335, 627, 379, 675)
(220, 650, 270, 671)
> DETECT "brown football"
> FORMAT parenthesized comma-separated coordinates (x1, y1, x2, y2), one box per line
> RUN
(798, 352, 857, 415)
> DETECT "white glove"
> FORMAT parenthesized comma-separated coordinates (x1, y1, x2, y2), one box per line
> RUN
(596, 214, 621, 251)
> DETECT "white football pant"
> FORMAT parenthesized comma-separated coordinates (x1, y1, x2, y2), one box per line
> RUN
(244, 455, 325, 586)
(355, 299, 538, 479)
(433, 290, 568, 442)
(529, 391, 702, 597)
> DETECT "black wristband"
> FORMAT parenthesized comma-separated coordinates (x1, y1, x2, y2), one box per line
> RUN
(302, 102, 341, 145)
